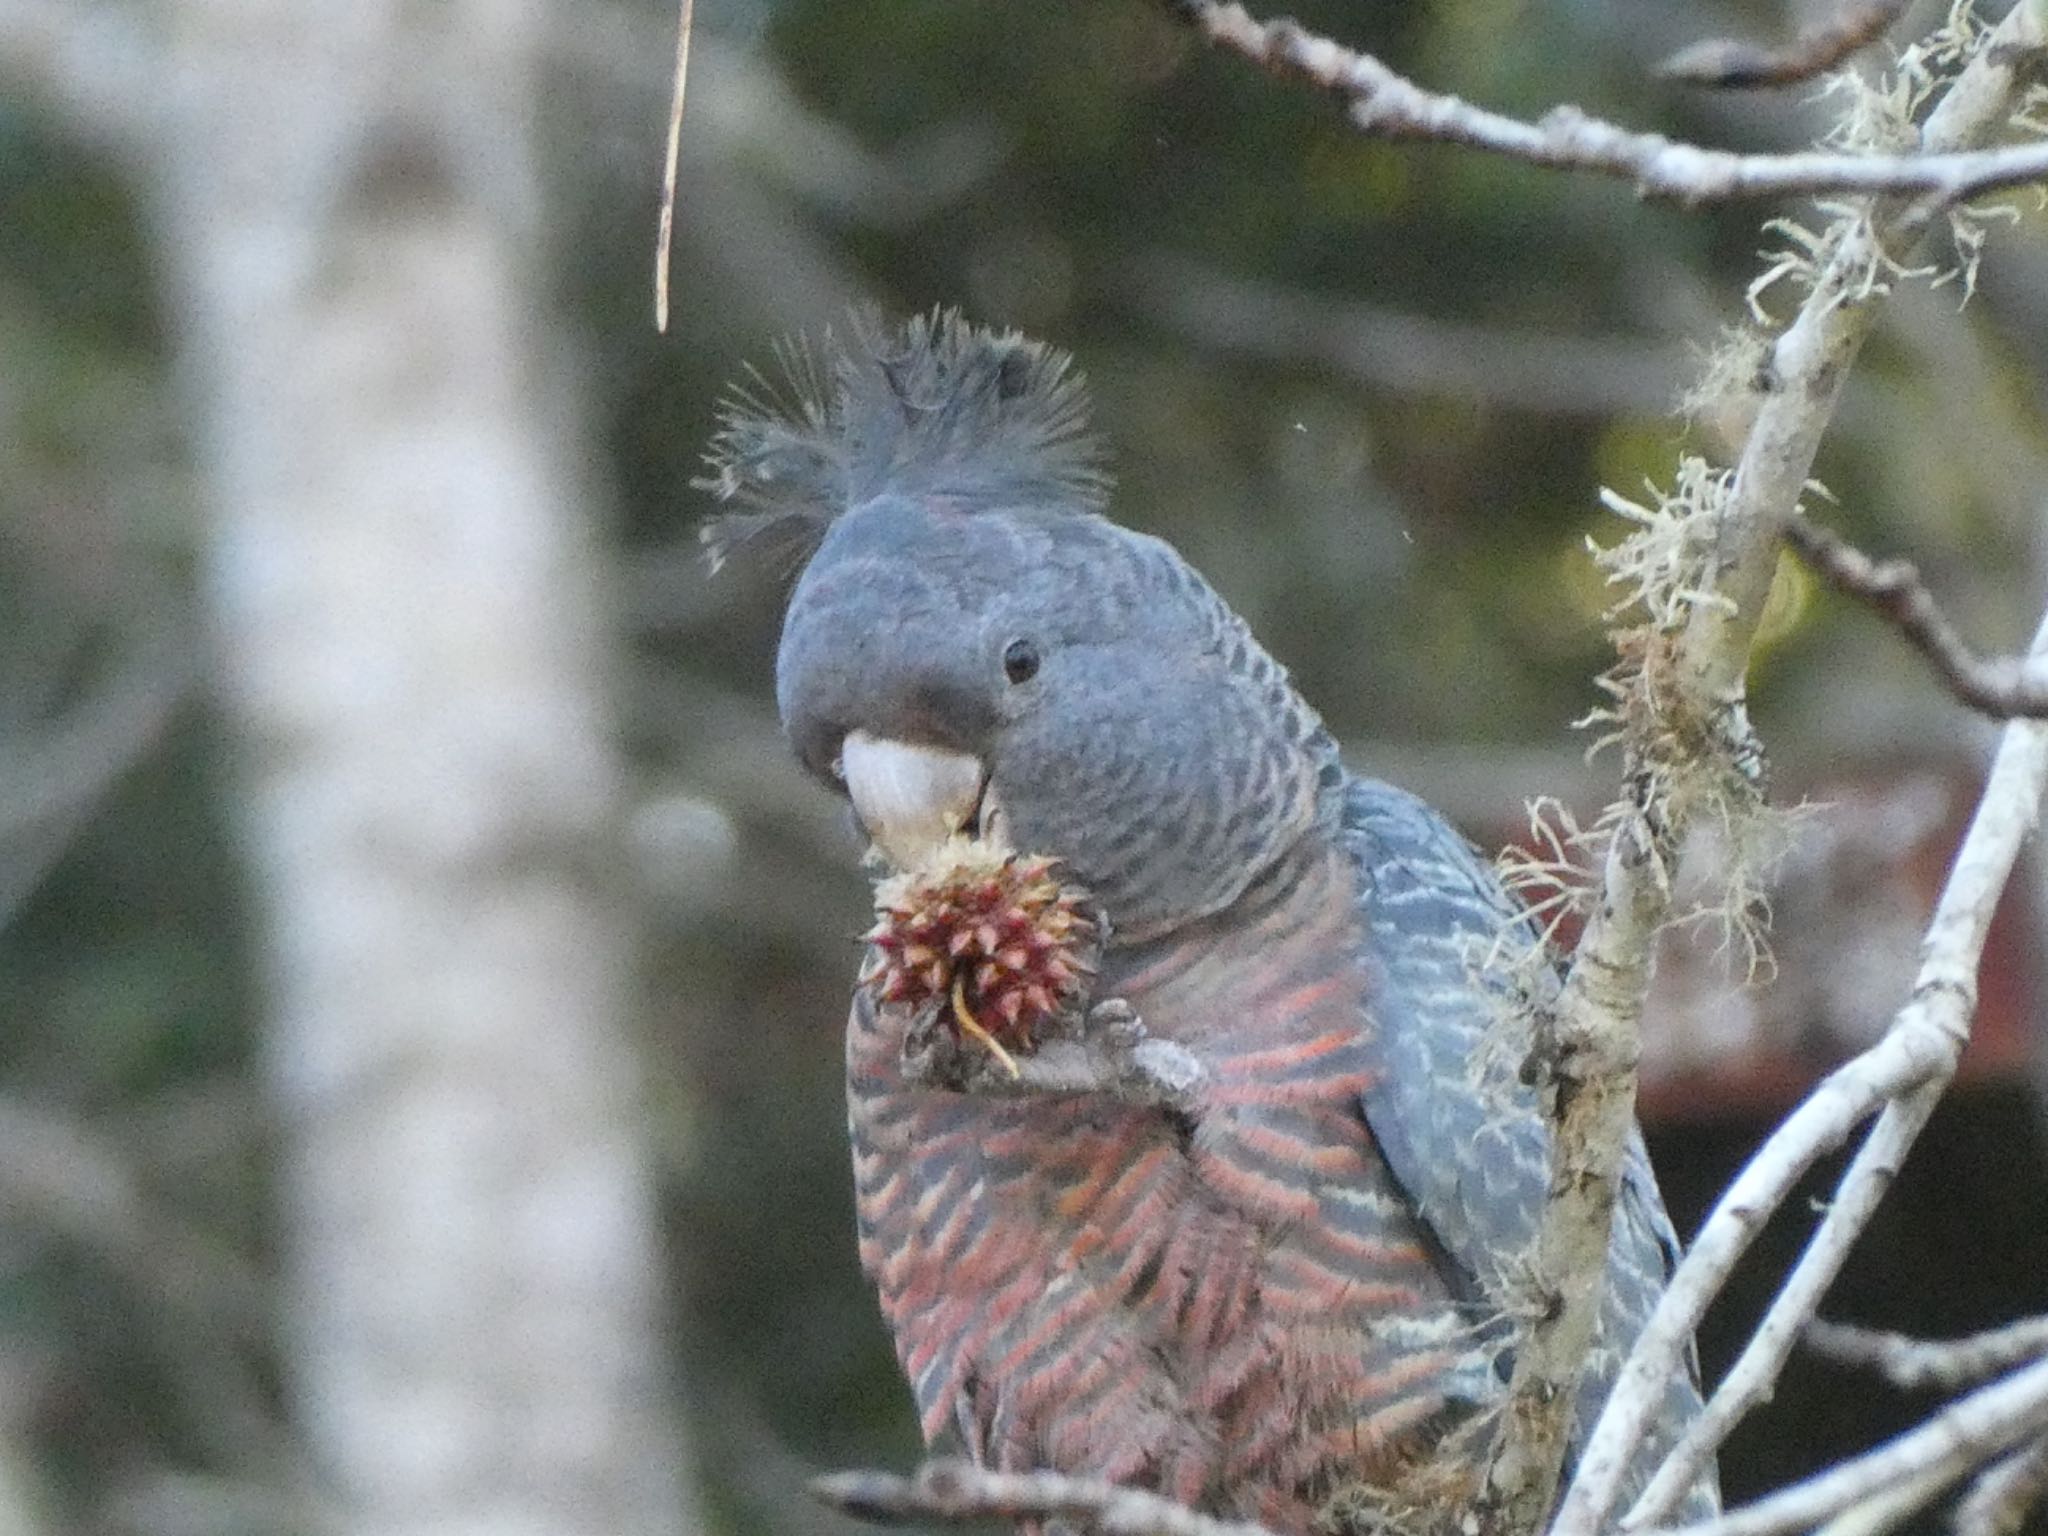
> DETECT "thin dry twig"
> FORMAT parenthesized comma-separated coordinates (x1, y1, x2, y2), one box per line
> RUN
(813, 1460, 1280, 1536)
(1479, 7, 2043, 1521)
(0, 585, 193, 933)
(1622, 502, 2048, 1517)
(1132, 253, 1687, 417)
(1953, 1434, 2048, 1536)
(1806, 1318, 2048, 1392)
(653, 0, 694, 332)
(1783, 516, 2048, 718)
(1658, 0, 1910, 88)
(1819, 1459, 1979, 1536)
(1625, 1083, 1947, 1525)
(1653, 1354, 2048, 1536)
(0, 1095, 270, 1340)
(1158, 1, 2048, 209)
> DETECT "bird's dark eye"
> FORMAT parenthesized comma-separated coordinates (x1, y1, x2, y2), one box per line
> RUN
(1002, 637, 1041, 685)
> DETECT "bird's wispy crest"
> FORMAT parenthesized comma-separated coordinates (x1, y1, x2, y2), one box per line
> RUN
(699, 308, 1108, 570)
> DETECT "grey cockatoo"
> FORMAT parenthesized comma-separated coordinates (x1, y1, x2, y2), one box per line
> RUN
(708, 311, 1716, 1535)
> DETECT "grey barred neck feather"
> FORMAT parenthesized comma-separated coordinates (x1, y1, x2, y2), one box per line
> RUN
(698, 309, 1107, 570)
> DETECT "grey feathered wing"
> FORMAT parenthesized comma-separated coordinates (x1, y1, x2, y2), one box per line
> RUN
(1339, 776, 1720, 1520)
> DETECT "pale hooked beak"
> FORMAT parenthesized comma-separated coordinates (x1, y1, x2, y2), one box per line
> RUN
(838, 729, 995, 869)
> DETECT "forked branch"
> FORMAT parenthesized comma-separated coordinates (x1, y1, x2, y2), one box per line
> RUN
(1783, 515, 2048, 718)
(1656, 1355, 2048, 1536)
(1157, 1, 2048, 208)
(1804, 1317, 2048, 1392)
(1657, 0, 1910, 88)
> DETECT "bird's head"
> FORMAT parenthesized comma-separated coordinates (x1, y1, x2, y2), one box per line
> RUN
(706, 311, 1337, 945)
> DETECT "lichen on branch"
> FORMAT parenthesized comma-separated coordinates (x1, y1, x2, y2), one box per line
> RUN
(1488, 6, 2048, 1526)
(1555, 8, 2048, 1534)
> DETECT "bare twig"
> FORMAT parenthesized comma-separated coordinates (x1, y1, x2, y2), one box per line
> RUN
(1954, 1434, 2048, 1536)
(1806, 1318, 2048, 1392)
(1627, 1083, 1944, 1524)
(1131, 253, 1687, 417)
(813, 1459, 1280, 1536)
(1783, 516, 2048, 718)
(1658, 0, 1910, 88)
(1138, 19, 2048, 1513)
(1624, 1083, 1945, 1524)
(1653, 1354, 2048, 1536)
(1159, 2, 2048, 209)
(1818, 1458, 1977, 1536)
(0, 1096, 271, 1341)
(653, 0, 693, 332)
(0, 595, 193, 933)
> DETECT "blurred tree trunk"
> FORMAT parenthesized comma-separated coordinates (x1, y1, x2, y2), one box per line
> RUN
(141, 3, 695, 1535)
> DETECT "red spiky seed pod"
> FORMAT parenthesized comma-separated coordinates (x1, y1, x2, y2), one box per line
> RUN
(861, 837, 1101, 1072)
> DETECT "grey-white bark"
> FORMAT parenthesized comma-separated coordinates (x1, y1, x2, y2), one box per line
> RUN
(0, 0, 697, 1533)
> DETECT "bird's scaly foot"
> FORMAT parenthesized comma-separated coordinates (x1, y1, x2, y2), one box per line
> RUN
(901, 995, 1206, 1110)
